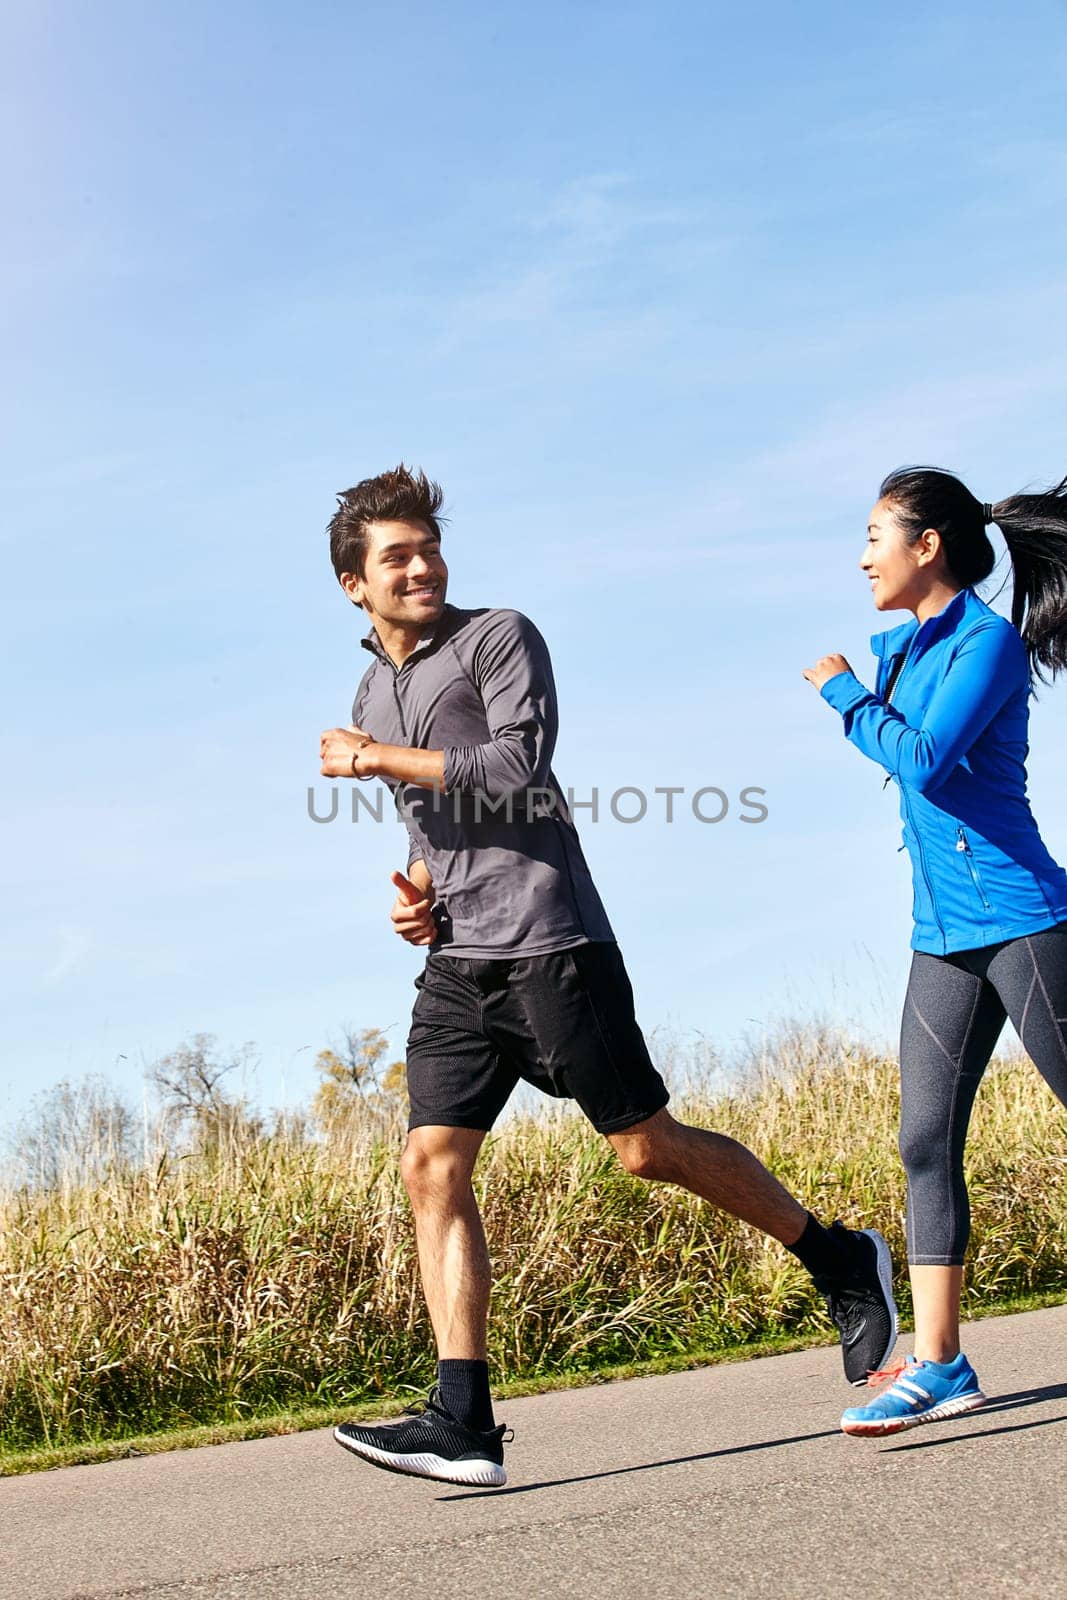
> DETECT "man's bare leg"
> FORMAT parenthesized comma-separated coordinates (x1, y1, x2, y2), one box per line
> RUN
(608, 1108, 897, 1384)
(608, 1109, 806, 1242)
(332, 1123, 505, 1484)
(399, 1124, 490, 1357)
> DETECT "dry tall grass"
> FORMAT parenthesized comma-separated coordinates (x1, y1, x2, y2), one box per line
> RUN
(1, 1034, 1064, 1454)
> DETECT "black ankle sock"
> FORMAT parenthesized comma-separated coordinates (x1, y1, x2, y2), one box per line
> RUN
(437, 1359, 495, 1433)
(786, 1213, 856, 1280)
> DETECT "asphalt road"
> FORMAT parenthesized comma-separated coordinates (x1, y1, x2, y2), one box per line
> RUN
(1, 1305, 1064, 1600)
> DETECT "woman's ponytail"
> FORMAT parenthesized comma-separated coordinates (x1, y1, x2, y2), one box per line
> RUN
(989, 475, 1067, 681)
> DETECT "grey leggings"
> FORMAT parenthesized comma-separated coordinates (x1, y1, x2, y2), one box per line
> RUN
(899, 920, 1067, 1265)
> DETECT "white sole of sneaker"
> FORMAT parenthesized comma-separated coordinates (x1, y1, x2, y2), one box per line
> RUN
(841, 1390, 987, 1437)
(333, 1427, 507, 1487)
(848, 1229, 900, 1387)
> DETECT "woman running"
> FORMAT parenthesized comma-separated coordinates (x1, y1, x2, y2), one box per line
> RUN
(803, 466, 1067, 1436)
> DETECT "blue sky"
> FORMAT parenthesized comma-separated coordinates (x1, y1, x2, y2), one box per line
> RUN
(3, 1, 1067, 1128)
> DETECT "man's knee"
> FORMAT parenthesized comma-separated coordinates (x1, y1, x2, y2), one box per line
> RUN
(400, 1129, 482, 1206)
(618, 1143, 667, 1182)
(608, 1111, 679, 1182)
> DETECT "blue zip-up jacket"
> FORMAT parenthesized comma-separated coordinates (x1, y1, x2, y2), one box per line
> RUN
(820, 587, 1067, 954)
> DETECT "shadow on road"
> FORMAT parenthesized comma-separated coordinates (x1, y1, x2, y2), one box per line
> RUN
(439, 1425, 840, 1501)
(441, 1383, 1067, 1500)
(968, 1380, 1067, 1415)
(880, 1380, 1067, 1453)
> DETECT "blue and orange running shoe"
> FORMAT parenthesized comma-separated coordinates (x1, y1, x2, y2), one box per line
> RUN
(841, 1352, 986, 1436)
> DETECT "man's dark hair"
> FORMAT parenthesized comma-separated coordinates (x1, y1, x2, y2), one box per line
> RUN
(327, 464, 446, 582)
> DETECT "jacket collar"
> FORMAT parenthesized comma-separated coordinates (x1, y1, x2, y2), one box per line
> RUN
(360, 603, 461, 666)
(870, 587, 973, 661)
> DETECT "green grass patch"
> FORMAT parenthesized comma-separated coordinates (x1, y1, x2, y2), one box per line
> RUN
(3, 1286, 1064, 1478)
(2, 1040, 1065, 1470)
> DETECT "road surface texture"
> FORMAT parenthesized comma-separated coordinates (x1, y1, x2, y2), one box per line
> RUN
(1, 1304, 1064, 1600)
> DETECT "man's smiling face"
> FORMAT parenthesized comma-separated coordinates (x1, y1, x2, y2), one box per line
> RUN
(343, 519, 448, 628)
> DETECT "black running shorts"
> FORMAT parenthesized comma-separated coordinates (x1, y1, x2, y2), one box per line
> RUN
(405, 940, 670, 1135)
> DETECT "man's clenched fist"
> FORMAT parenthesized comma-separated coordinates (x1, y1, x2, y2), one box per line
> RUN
(320, 724, 378, 778)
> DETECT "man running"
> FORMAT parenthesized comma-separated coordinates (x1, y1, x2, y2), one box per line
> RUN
(320, 464, 896, 1487)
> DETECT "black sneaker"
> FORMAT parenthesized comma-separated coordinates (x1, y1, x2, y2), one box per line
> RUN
(333, 1387, 510, 1487)
(813, 1225, 898, 1386)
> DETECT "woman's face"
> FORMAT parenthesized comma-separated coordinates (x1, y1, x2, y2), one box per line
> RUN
(860, 497, 924, 611)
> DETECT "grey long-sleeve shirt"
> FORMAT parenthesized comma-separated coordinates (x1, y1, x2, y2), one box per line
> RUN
(351, 604, 615, 958)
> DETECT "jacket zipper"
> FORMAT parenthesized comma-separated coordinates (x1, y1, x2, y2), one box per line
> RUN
(881, 648, 907, 791)
(390, 662, 410, 742)
(957, 826, 993, 912)
(883, 651, 907, 706)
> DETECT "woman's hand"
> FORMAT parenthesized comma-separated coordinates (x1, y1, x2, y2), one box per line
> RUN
(803, 654, 852, 691)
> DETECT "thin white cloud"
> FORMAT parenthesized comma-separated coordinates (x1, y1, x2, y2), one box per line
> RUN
(43, 926, 93, 984)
